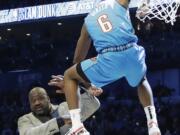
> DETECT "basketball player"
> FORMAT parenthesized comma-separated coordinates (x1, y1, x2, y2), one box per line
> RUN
(63, 0, 161, 135)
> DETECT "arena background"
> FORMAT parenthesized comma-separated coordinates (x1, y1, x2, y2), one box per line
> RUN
(0, 0, 180, 135)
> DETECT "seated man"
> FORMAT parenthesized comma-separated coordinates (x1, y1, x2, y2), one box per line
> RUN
(18, 75, 102, 135)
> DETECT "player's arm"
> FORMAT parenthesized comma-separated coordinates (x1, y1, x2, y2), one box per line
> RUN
(73, 24, 91, 64)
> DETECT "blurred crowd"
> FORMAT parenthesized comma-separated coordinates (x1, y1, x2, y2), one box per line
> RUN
(85, 98, 180, 135)
(134, 19, 180, 70)
(0, 30, 76, 73)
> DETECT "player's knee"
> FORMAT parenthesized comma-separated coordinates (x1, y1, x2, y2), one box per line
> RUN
(138, 76, 147, 86)
(64, 65, 78, 80)
(137, 77, 152, 91)
(64, 68, 72, 80)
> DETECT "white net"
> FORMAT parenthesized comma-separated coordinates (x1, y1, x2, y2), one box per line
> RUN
(136, 0, 180, 25)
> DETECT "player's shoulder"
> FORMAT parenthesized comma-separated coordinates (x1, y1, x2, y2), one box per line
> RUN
(89, 0, 113, 16)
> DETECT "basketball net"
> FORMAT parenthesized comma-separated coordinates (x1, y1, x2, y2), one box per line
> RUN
(136, 0, 180, 25)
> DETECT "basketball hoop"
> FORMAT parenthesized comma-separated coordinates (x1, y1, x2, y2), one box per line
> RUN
(136, 0, 180, 25)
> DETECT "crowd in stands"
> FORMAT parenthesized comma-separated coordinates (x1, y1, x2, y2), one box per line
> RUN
(0, 30, 77, 73)
(85, 98, 180, 135)
(133, 19, 180, 70)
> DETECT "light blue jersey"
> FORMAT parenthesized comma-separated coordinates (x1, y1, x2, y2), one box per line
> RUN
(79, 0, 146, 88)
(85, 0, 138, 52)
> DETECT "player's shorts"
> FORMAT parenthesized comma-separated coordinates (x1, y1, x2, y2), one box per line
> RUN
(76, 43, 147, 88)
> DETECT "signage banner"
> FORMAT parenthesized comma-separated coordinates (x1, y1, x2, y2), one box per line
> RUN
(0, 0, 100, 24)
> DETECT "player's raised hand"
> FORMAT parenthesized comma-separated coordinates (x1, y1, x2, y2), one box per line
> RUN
(136, 2, 150, 19)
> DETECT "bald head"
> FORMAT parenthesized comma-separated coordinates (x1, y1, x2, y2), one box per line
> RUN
(29, 87, 48, 99)
(29, 87, 51, 115)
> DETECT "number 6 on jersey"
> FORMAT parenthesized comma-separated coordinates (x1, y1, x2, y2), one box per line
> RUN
(98, 14, 113, 32)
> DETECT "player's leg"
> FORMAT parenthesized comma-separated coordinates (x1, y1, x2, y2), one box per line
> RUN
(138, 77, 153, 107)
(64, 64, 90, 135)
(64, 54, 124, 134)
(125, 45, 161, 135)
(64, 64, 89, 109)
(138, 78, 161, 135)
(64, 56, 117, 110)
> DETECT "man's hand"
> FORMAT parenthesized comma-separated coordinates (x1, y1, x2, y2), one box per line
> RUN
(48, 74, 103, 96)
(87, 85, 103, 97)
(48, 75, 65, 94)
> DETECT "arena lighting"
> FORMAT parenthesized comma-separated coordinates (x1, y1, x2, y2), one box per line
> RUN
(137, 23, 140, 31)
(26, 33, 31, 36)
(0, 36, 1, 40)
(57, 22, 62, 26)
(7, 28, 12, 31)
